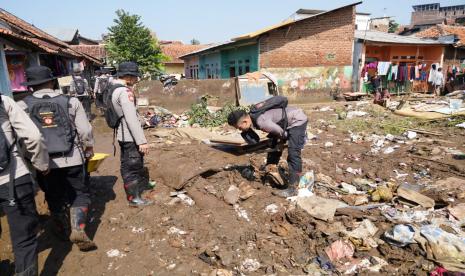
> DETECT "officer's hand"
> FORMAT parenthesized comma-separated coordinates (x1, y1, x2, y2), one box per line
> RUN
(138, 144, 149, 155)
(41, 168, 50, 176)
(84, 147, 94, 160)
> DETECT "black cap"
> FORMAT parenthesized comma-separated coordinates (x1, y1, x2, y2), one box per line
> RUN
(117, 62, 140, 77)
(21, 66, 57, 86)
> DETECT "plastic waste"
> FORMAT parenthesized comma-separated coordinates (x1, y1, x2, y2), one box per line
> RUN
(383, 224, 416, 247)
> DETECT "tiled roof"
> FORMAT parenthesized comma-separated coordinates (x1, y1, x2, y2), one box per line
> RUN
(70, 44, 107, 60)
(0, 8, 102, 65)
(414, 24, 465, 47)
(161, 43, 208, 64)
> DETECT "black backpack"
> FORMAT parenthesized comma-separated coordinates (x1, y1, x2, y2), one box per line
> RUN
(0, 95, 12, 173)
(104, 83, 125, 129)
(250, 96, 288, 130)
(23, 95, 76, 156)
(72, 75, 86, 95)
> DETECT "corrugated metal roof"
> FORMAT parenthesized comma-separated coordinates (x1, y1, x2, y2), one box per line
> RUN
(43, 28, 78, 42)
(355, 30, 449, 45)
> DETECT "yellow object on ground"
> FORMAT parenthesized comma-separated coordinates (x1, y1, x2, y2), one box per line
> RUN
(87, 153, 109, 173)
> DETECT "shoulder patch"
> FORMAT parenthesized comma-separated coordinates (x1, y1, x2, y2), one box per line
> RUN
(126, 89, 135, 102)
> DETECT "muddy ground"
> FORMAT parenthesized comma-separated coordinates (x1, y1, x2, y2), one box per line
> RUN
(1, 100, 464, 275)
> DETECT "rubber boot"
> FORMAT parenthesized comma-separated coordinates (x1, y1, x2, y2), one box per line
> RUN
(69, 207, 97, 251)
(272, 171, 299, 198)
(14, 259, 38, 276)
(50, 210, 71, 241)
(124, 180, 153, 207)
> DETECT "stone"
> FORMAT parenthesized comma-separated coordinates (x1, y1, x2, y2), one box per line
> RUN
(324, 142, 334, 148)
(296, 195, 347, 221)
(224, 185, 240, 205)
(238, 182, 256, 200)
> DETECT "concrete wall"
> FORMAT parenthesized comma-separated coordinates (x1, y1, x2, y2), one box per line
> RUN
(267, 66, 353, 103)
(164, 63, 185, 75)
(136, 79, 236, 113)
(259, 5, 355, 68)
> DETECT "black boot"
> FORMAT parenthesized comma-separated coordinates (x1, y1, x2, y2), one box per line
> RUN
(50, 210, 71, 241)
(69, 207, 97, 251)
(124, 180, 153, 207)
(272, 172, 299, 198)
(14, 259, 38, 276)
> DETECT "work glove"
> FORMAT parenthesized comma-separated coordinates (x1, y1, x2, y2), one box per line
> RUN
(241, 128, 260, 145)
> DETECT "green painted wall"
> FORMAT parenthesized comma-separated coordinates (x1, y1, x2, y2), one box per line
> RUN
(220, 44, 259, 79)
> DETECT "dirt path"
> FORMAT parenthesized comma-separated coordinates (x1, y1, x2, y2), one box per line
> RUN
(1, 102, 465, 275)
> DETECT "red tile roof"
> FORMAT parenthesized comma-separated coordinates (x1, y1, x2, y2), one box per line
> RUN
(70, 45, 107, 60)
(415, 24, 465, 47)
(161, 43, 208, 64)
(0, 8, 102, 64)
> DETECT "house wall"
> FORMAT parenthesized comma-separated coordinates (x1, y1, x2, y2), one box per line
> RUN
(164, 63, 185, 75)
(184, 56, 200, 79)
(259, 5, 355, 68)
(199, 52, 221, 79)
(220, 43, 259, 78)
(0, 44, 12, 97)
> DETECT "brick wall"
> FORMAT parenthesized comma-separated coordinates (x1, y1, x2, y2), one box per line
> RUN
(259, 6, 355, 68)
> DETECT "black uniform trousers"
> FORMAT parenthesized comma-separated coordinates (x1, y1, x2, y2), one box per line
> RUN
(37, 165, 90, 213)
(77, 96, 92, 119)
(267, 121, 308, 185)
(119, 142, 146, 185)
(0, 175, 39, 272)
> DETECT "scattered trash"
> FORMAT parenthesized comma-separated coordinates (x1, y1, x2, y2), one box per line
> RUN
(224, 185, 240, 205)
(265, 204, 279, 215)
(296, 195, 347, 221)
(167, 227, 187, 236)
(404, 131, 418, 140)
(319, 106, 333, 112)
(106, 249, 126, 258)
(209, 269, 233, 276)
(384, 224, 417, 247)
(297, 171, 315, 197)
(346, 111, 367, 119)
(381, 207, 430, 223)
(371, 185, 393, 202)
(340, 182, 360, 194)
(177, 193, 195, 206)
(324, 142, 334, 148)
(324, 240, 355, 263)
(345, 219, 378, 239)
(420, 225, 465, 271)
(397, 185, 435, 208)
(346, 167, 362, 175)
(383, 146, 396, 154)
(240, 258, 260, 272)
(456, 122, 465, 128)
(131, 227, 145, 234)
(234, 204, 250, 222)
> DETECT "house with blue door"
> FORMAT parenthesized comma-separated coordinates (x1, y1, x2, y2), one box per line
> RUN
(180, 2, 361, 102)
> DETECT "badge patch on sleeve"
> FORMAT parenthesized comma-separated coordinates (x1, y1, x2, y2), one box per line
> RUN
(127, 90, 135, 102)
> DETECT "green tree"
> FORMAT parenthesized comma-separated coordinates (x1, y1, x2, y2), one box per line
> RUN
(105, 10, 166, 76)
(190, 38, 200, 45)
(388, 20, 399, 33)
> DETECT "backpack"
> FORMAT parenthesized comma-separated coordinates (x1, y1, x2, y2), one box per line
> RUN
(72, 75, 86, 96)
(250, 96, 288, 130)
(98, 77, 109, 94)
(23, 95, 76, 156)
(0, 95, 12, 173)
(104, 83, 125, 129)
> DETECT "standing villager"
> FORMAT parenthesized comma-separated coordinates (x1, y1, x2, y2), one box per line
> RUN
(104, 62, 152, 207)
(0, 93, 49, 276)
(19, 66, 97, 252)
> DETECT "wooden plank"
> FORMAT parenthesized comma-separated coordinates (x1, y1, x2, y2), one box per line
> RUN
(397, 186, 435, 208)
